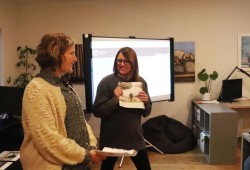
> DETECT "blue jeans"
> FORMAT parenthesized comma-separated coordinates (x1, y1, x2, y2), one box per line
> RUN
(244, 155, 250, 170)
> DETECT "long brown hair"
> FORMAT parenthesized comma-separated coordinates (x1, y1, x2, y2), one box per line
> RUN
(113, 47, 140, 82)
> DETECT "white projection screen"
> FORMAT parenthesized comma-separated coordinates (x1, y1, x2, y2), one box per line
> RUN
(83, 34, 174, 113)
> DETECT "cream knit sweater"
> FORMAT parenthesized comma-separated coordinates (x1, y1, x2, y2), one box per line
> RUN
(20, 78, 97, 170)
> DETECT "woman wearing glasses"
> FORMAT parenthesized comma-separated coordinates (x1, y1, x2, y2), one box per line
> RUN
(93, 47, 152, 170)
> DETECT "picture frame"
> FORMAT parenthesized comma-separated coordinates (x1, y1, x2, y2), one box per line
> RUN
(238, 33, 250, 71)
(174, 42, 195, 82)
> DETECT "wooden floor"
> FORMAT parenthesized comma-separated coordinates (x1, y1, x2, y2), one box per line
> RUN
(91, 146, 242, 170)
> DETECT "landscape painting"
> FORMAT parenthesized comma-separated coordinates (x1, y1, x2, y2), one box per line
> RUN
(174, 42, 195, 82)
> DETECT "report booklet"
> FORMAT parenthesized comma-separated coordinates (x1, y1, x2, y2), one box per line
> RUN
(118, 82, 145, 109)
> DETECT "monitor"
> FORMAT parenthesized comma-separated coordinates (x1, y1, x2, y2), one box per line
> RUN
(83, 34, 175, 114)
(218, 78, 242, 102)
(0, 86, 24, 119)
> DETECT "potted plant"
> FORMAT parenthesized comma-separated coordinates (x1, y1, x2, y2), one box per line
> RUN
(7, 46, 37, 88)
(197, 69, 218, 100)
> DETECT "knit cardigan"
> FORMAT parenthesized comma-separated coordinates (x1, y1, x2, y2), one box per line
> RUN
(20, 78, 96, 170)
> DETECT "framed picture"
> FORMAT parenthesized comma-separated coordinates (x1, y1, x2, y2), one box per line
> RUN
(238, 33, 250, 71)
(174, 42, 195, 82)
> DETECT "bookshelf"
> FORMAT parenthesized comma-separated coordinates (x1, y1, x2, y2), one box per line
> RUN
(192, 100, 238, 164)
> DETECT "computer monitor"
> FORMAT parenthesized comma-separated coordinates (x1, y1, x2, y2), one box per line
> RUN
(218, 78, 242, 102)
(0, 86, 25, 119)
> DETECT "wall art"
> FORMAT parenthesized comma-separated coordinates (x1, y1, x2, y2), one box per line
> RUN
(174, 42, 195, 82)
(238, 33, 250, 71)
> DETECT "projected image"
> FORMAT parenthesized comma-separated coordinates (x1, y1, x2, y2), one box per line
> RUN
(90, 38, 172, 102)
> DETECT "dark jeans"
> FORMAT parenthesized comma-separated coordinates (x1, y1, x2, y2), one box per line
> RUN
(100, 149, 151, 170)
(244, 155, 250, 170)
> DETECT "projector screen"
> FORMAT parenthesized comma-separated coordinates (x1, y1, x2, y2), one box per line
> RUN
(83, 34, 174, 114)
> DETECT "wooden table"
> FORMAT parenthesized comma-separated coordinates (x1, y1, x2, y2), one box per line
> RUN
(220, 100, 250, 136)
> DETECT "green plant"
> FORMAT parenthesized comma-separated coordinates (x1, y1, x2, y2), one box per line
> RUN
(197, 69, 218, 94)
(7, 46, 37, 88)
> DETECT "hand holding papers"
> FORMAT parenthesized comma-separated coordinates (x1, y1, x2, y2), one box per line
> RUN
(118, 82, 145, 109)
(96, 147, 138, 157)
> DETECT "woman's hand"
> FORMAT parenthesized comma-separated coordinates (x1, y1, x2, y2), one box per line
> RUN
(138, 91, 149, 104)
(90, 150, 106, 164)
(114, 86, 123, 102)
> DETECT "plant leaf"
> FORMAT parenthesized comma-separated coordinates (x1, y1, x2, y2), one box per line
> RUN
(197, 69, 208, 81)
(8, 45, 37, 88)
(200, 87, 208, 94)
(210, 71, 219, 80)
(17, 46, 21, 51)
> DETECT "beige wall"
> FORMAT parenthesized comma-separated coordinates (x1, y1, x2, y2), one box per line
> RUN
(1, 0, 250, 136)
(0, 1, 19, 84)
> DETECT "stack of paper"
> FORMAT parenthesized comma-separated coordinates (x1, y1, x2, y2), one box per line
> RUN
(0, 151, 20, 170)
(196, 99, 219, 104)
(96, 147, 138, 157)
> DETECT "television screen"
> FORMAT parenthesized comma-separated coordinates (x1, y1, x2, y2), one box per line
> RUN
(219, 78, 242, 102)
(0, 86, 24, 118)
(83, 34, 175, 114)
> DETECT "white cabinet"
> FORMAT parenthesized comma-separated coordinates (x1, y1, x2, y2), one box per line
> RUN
(192, 100, 238, 164)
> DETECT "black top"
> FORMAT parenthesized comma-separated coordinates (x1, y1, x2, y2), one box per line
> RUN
(93, 73, 152, 150)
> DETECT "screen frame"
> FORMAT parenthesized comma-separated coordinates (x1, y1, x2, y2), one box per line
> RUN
(83, 34, 174, 113)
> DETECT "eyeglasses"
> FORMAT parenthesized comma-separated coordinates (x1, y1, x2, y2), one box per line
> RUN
(116, 59, 131, 65)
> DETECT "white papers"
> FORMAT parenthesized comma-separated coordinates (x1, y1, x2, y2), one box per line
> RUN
(196, 100, 219, 104)
(96, 147, 138, 157)
(0, 162, 13, 170)
(0, 151, 20, 162)
(118, 82, 145, 109)
(0, 151, 20, 170)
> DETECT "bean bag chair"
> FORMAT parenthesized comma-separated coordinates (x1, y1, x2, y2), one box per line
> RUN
(142, 115, 197, 154)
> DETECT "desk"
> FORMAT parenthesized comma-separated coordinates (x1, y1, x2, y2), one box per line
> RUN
(220, 100, 250, 109)
(221, 100, 250, 135)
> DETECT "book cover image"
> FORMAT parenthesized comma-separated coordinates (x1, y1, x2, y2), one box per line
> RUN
(118, 82, 145, 109)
